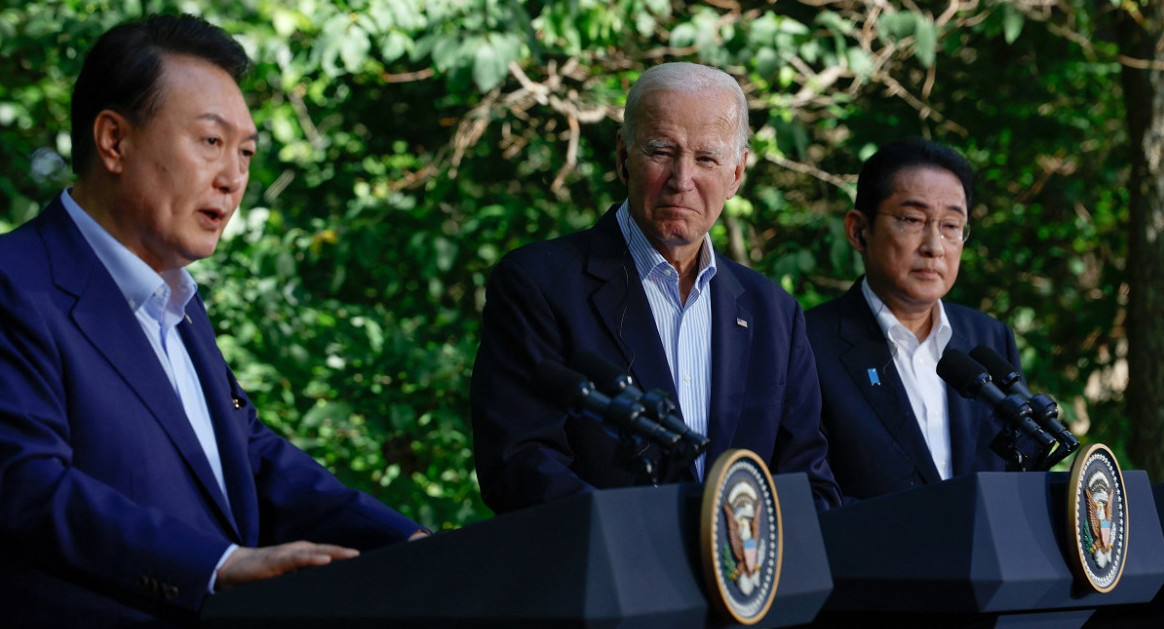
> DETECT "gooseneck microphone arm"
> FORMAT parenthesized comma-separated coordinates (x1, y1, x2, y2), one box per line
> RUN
(572, 351, 710, 483)
(937, 349, 1057, 472)
(968, 345, 1080, 469)
(535, 359, 682, 485)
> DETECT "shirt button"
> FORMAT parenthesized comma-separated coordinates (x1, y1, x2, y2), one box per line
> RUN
(683, 374, 691, 383)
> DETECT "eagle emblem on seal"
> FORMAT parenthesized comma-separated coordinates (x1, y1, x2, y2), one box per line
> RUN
(1085, 475, 1114, 568)
(722, 481, 766, 595)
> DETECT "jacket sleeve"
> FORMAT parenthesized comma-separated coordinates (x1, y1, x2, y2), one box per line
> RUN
(771, 298, 844, 511)
(0, 271, 230, 614)
(470, 252, 596, 513)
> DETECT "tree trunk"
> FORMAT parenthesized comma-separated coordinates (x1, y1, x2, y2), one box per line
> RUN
(1119, 2, 1164, 481)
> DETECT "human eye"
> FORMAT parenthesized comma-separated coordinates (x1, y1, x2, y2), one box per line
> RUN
(642, 140, 675, 159)
(940, 220, 965, 239)
(898, 213, 926, 227)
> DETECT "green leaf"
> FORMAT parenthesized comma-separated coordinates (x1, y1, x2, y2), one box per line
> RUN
(876, 12, 916, 42)
(430, 33, 460, 72)
(1003, 4, 1025, 44)
(914, 18, 937, 68)
(472, 38, 509, 92)
(755, 46, 781, 79)
(671, 22, 697, 48)
(380, 31, 412, 63)
(339, 24, 372, 73)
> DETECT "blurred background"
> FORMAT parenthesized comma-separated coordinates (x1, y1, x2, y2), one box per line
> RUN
(2, 0, 1159, 531)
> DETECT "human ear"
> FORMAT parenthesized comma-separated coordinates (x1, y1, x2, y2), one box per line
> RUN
(91, 110, 132, 175)
(845, 209, 868, 252)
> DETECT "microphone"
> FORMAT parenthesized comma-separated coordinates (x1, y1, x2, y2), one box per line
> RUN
(535, 360, 682, 449)
(968, 345, 1079, 461)
(572, 351, 710, 455)
(936, 349, 1056, 452)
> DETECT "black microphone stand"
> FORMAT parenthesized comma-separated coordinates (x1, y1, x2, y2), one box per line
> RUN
(968, 346, 1081, 470)
(635, 389, 708, 483)
(938, 349, 1058, 472)
(603, 392, 664, 486)
(989, 424, 1056, 472)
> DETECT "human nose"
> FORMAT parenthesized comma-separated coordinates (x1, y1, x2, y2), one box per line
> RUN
(918, 220, 946, 255)
(214, 152, 248, 195)
(667, 155, 696, 192)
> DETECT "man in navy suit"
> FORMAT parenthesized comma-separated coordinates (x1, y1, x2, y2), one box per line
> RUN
(0, 15, 425, 627)
(805, 139, 1021, 500)
(471, 62, 841, 514)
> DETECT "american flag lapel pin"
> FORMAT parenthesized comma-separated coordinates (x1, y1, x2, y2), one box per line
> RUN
(736, 317, 748, 328)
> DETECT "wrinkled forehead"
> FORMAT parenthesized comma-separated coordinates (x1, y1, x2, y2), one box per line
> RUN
(887, 165, 968, 214)
(632, 88, 738, 150)
(156, 54, 256, 134)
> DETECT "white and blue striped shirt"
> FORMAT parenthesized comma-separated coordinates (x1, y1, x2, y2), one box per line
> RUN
(617, 202, 716, 479)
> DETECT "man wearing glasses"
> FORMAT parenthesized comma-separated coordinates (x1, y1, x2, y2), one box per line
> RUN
(805, 138, 1022, 500)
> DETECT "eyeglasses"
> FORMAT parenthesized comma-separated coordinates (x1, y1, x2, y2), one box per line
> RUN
(884, 212, 970, 243)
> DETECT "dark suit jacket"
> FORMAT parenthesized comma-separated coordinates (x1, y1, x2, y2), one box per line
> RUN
(471, 206, 841, 514)
(804, 279, 1019, 500)
(0, 197, 421, 628)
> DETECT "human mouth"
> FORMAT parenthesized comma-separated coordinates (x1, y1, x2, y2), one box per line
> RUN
(196, 207, 228, 229)
(656, 203, 697, 214)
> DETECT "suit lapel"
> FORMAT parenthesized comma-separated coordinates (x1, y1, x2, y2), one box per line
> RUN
(942, 325, 980, 477)
(705, 261, 750, 466)
(587, 209, 676, 402)
(834, 284, 942, 484)
(179, 303, 257, 542)
(39, 200, 243, 537)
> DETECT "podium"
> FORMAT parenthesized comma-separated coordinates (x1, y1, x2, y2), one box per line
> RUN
(201, 474, 832, 628)
(1082, 481, 1164, 627)
(816, 471, 1164, 628)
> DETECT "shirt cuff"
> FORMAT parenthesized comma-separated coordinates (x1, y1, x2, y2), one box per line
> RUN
(209, 544, 239, 594)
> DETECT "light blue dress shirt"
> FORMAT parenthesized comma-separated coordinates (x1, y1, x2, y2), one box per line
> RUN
(61, 190, 231, 501)
(617, 202, 716, 479)
(61, 190, 238, 591)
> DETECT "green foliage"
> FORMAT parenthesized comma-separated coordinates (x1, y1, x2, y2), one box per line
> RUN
(0, 0, 1151, 531)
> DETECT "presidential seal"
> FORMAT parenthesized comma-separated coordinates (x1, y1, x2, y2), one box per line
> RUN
(1066, 443, 1128, 593)
(700, 449, 782, 625)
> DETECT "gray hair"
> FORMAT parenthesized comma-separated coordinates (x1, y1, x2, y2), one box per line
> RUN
(621, 62, 750, 164)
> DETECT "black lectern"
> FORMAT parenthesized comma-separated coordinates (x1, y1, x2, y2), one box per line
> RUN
(201, 473, 832, 628)
(1082, 480, 1164, 627)
(817, 471, 1164, 628)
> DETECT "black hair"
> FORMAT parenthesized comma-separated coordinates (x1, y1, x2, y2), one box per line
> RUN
(70, 13, 251, 175)
(853, 138, 975, 219)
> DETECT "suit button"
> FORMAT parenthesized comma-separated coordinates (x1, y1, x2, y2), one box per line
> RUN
(164, 585, 179, 600)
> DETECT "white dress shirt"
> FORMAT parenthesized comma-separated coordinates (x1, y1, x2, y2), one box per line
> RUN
(861, 278, 954, 480)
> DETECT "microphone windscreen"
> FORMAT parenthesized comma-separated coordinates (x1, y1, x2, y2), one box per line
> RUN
(572, 351, 628, 395)
(969, 345, 1022, 388)
(937, 349, 988, 398)
(534, 360, 589, 406)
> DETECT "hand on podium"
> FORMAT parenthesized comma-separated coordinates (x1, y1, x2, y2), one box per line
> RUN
(215, 541, 360, 590)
